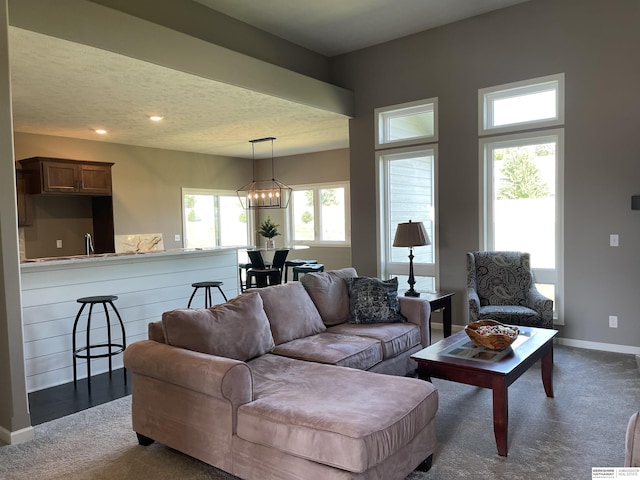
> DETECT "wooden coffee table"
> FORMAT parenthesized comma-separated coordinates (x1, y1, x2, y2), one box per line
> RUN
(411, 326, 558, 456)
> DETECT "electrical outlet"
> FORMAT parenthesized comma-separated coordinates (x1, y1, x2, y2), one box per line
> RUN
(56, 239, 63, 249)
(610, 234, 619, 247)
(609, 315, 618, 328)
(174, 234, 181, 242)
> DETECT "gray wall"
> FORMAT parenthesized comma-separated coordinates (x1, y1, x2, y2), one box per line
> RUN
(332, 0, 640, 348)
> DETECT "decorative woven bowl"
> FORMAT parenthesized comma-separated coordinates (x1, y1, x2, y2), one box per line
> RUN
(465, 320, 519, 350)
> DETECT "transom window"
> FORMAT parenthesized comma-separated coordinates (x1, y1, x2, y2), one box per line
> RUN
(479, 73, 564, 135)
(376, 98, 438, 149)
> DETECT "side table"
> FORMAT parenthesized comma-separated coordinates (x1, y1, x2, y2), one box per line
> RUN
(421, 291, 455, 337)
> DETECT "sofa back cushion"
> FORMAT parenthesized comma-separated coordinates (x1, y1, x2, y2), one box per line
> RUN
(248, 282, 326, 345)
(161, 292, 275, 361)
(300, 267, 358, 326)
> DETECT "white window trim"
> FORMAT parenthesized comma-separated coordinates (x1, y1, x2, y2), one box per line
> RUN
(286, 181, 351, 247)
(478, 73, 565, 136)
(478, 129, 564, 324)
(181, 187, 253, 247)
(375, 97, 439, 149)
(377, 145, 439, 286)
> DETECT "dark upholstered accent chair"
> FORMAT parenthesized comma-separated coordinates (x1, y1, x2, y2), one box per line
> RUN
(466, 251, 553, 328)
(246, 249, 289, 288)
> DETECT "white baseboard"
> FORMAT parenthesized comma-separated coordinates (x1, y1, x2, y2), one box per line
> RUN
(0, 424, 34, 445)
(551, 337, 640, 355)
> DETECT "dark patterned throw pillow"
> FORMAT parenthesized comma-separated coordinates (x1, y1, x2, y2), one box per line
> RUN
(344, 277, 406, 324)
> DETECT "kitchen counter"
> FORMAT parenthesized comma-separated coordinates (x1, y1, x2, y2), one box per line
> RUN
(21, 246, 242, 267)
(20, 246, 242, 391)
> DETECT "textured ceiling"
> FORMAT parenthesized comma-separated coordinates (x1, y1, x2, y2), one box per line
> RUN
(9, 27, 349, 159)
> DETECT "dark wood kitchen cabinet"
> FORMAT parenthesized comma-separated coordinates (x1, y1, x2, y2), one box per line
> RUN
(19, 157, 114, 195)
(16, 169, 31, 226)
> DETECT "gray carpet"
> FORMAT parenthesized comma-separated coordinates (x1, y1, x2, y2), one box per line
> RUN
(1, 345, 638, 480)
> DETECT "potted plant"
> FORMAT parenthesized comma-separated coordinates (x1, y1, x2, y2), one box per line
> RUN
(258, 216, 280, 249)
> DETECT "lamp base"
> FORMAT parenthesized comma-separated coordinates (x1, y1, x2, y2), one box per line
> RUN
(404, 289, 420, 297)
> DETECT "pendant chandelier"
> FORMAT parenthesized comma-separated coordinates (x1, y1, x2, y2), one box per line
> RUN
(236, 137, 292, 209)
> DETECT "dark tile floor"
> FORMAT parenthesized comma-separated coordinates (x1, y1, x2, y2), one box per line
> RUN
(28, 368, 131, 425)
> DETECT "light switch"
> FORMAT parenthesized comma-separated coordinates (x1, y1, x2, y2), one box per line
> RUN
(610, 234, 619, 247)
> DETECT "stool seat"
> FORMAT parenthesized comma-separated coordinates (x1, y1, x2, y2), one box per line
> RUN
(284, 259, 318, 283)
(77, 295, 118, 303)
(292, 263, 325, 281)
(188, 281, 228, 308)
(72, 295, 126, 394)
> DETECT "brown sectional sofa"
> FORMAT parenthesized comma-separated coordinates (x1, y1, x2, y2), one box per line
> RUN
(124, 268, 438, 479)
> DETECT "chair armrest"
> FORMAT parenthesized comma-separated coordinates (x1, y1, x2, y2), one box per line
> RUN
(399, 296, 431, 347)
(467, 288, 480, 323)
(124, 340, 253, 407)
(526, 289, 554, 326)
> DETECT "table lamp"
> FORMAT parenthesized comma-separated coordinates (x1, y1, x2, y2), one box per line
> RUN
(393, 220, 431, 297)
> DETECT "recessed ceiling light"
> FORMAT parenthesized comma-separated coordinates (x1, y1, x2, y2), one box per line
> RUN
(148, 115, 164, 122)
(94, 129, 107, 135)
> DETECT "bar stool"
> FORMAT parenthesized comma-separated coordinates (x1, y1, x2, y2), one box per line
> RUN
(187, 281, 228, 308)
(284, 259, 318, 283)
(292, 263, 325, 281)
(72, 295, 126, 394)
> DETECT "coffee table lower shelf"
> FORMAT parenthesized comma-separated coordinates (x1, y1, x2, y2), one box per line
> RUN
(411, 326, 558, 456)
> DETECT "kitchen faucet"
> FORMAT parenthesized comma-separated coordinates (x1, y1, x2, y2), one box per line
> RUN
(85, 233, 94, 255)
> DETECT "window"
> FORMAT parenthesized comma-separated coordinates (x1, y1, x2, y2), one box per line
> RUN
(376, 98, 439, 292)
(288, 183, 350, 245)
(379, 147, 437, 292)
(182, 188, 249, 248)
(479, 73, 564, 135)
(479, 74, 564, 323)
(375, 98, 438, 149)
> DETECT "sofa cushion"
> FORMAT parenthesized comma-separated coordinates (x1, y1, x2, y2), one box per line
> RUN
(626, 411, 640, 467)
(272, 332, 382, 370)
(161, 292, 274, 361)
(344, 277, 406, 324)
(300, 267, 358, 326)
(240, 354, 438, 473)
(327, 323, 420, 360)
(248, 282, 326, 345)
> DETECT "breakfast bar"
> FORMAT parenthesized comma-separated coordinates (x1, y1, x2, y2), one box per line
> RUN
(20, 247, 240, 392)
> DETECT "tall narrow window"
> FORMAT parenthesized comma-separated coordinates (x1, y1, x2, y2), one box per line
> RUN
(479, 74, 564, 322)
(182, 188, 249, 248)
(379, 147, 437, 292)
(377, 98, 439, 292)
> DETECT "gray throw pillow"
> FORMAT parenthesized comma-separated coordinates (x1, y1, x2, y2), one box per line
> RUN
(344, 277, 406, 324)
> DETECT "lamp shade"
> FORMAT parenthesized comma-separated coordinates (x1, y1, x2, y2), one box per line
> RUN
(393, 220, 431, 248)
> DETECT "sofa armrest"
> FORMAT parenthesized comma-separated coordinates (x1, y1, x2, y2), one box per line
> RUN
(399, 296, 431, 347)
(123, 340, 253, 407)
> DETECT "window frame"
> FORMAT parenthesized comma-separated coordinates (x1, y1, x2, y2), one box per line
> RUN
(478, 73, 565, 136)
(181, 187, 252, 248)
(378, 145, 439, 286)
(286, 181, 351, 247)
(479, 130, 565, 324)
(375, 97, 438, 149)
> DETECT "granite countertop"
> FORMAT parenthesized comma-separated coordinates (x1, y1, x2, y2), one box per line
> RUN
(20, 246, 245, 268)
